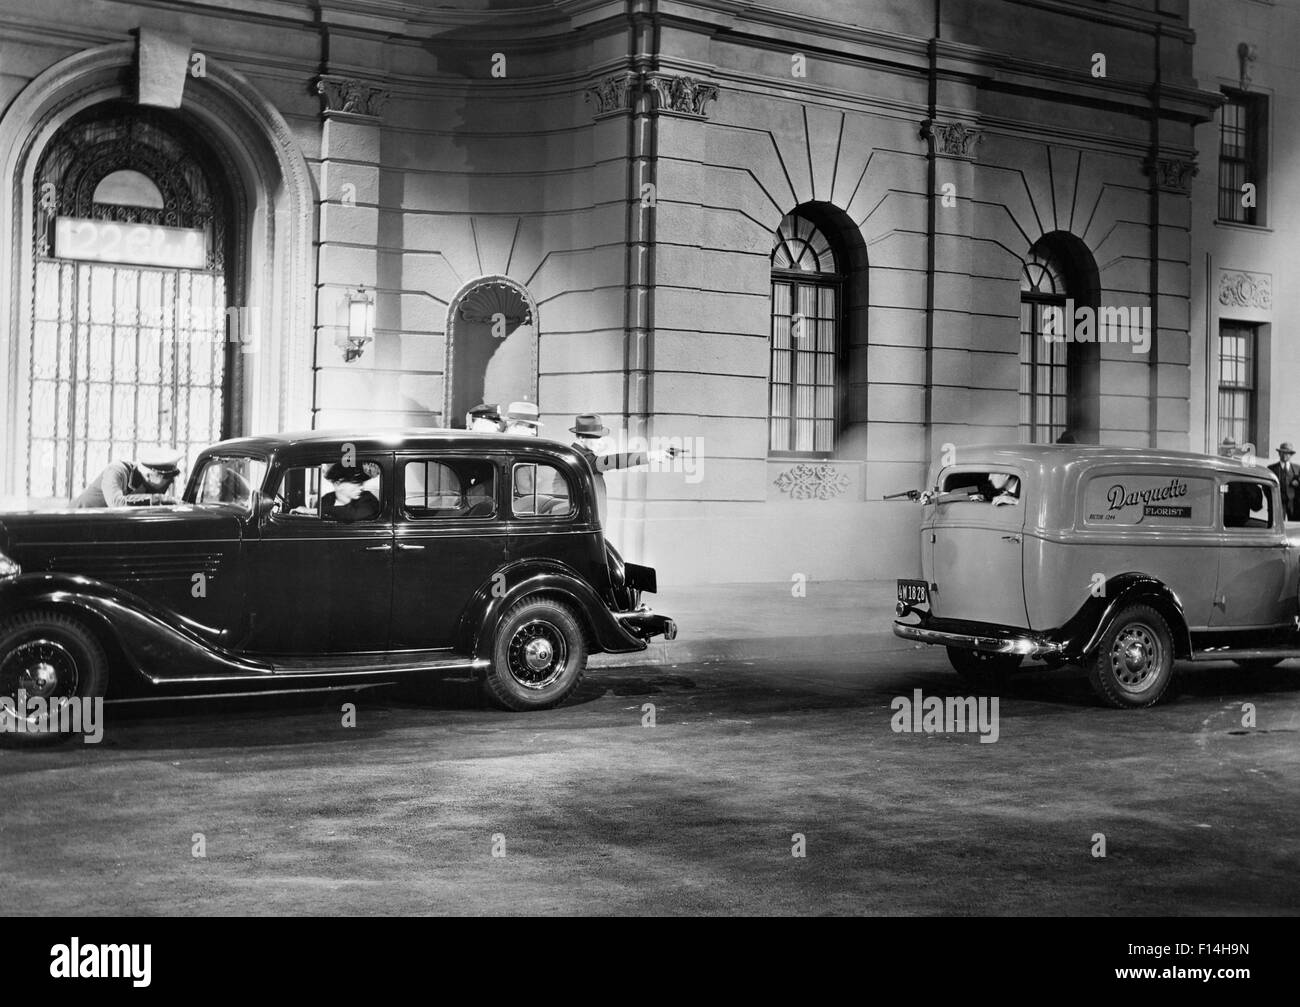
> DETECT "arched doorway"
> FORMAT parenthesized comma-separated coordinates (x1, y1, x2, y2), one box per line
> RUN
(445, 276, 538, 427)
(27, 101, 240, 497)
(0, 41, 315, 502)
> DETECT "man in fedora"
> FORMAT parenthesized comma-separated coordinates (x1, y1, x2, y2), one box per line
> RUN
(1269, 442, 1300, 520)
(74, 448, 184, 508)
(504, 401, 542, 436)
(569, 413, 679, 521)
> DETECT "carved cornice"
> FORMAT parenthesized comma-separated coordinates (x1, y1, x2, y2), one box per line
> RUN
(1144, 155, 1197, 193)
(1218, 270, 1272, 310)
(920, 119, 981, 159)
(644, 73, 719, 118)
(773, 463, 850, 500)
(316, 75, 390, 119)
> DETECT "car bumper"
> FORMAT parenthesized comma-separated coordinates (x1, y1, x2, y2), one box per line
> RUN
(616, 610, 678, 643)
(893, 615, 1066, 660)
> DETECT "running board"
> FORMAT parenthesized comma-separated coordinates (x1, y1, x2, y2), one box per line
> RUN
(1188, 648, 1298, 662)
(272, 654, 488, 677)
(147, 653, 487, 686)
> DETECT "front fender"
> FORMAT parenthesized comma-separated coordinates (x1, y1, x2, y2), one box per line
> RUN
(0, 573, 272, 683)
(1051, 573, 1193, 660)
(457, 560, 648, 661)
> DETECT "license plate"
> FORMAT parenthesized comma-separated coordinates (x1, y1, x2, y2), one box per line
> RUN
(897, 579, 929, 606)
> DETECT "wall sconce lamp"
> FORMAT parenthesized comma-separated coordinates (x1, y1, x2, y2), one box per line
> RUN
(1238, 43, 1258, 91)
(340, 285, 375, 362)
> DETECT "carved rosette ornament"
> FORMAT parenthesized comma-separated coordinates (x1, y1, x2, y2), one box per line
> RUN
(317, 75, 390, 118)
(773, 463, 850, 501)
(584, 73, 637, 116)
(1218, 270, 1272, 310)
(1144, 156, 1197, 193)
(644, 73, 719, 117)
(920, 119, 981, 159)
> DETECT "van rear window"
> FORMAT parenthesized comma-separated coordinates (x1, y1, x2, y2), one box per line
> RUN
(1082, 474, 1214, 528)
(939, 470, 1021, 506)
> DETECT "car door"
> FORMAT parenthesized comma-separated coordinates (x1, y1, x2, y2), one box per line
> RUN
(239, 453, 394, 654)
(389, 453, 508, 650)
(1211, 476, 1293, 629)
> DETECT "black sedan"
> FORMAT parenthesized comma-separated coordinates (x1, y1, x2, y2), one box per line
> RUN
(0, 429, 677, 744)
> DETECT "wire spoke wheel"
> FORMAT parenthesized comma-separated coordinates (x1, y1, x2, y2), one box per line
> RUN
(506, 620, 569, 691)
(485, 598, 588, 711)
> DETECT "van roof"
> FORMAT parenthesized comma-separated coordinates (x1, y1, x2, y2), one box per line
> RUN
(946, 443, 1272, 477)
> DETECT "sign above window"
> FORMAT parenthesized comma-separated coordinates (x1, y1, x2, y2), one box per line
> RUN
(53, 216, 207, 270)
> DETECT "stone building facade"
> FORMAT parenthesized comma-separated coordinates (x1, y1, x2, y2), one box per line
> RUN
(1188, 0, 1299, 463)
(0, 1, 1223, 582)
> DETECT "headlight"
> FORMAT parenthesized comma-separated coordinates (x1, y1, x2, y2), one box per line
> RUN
(0, 552, 20, 578)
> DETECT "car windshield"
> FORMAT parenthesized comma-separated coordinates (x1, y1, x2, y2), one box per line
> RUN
(187, 456, 267, 511)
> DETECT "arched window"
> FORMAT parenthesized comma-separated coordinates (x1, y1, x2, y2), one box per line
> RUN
(770, 211, 841, 455)
(1019, 250, 1070, 443)
(1018, 233, 1100, 444)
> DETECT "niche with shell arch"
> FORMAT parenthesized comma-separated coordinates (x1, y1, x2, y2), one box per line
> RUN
(445, 276, 539, 427)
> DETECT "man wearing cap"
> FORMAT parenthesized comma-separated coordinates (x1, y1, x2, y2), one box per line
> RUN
(466, 402, 504, 433)
(74, 449, 183, 508)
(569, 414, 679, 521)
(1269, 442, 1300, 520)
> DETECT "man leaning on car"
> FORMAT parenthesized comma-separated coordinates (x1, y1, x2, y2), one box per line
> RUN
(74, 449, 183, 508)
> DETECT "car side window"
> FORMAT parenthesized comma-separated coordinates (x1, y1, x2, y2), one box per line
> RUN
(512, 462, 574, 518)
(403, 459, 496, 519)
(941, 470, 1021, 507)
(1223, 480, 1272, 529)
(275, 461, 384, 523)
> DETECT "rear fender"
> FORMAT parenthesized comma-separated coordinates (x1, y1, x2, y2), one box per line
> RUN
(457, 560, 647, 661)
(1052, 573, 1192, 660)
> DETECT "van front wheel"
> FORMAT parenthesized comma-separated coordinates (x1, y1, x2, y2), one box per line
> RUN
(1087, 604, 1174, 708)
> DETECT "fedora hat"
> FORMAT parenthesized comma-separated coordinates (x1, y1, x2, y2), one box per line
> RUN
(569, 413, 609, 438)
(1279, 442, 1296, 454)
(505, 401, 541, 427)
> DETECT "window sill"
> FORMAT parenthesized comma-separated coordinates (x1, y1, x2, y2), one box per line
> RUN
(1214, 219, 1272, 234)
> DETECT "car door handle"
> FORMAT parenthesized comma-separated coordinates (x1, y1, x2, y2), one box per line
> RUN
(397, 543, 425, 551)
(364, 543, 393, 552)
(1001, 534, 1021, 543)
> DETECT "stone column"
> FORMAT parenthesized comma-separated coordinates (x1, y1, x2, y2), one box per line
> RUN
(314, 76, 387, 428)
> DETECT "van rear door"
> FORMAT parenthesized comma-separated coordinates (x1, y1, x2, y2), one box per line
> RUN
(924, 468, 1030, 629)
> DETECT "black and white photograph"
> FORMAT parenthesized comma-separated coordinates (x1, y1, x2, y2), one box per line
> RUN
(0, 0, 1295, 954)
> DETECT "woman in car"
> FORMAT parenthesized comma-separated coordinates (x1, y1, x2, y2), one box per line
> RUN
(320, 464, 380, 523)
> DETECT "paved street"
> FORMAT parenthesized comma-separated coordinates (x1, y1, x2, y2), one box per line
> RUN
(4, 624, 1298, 915)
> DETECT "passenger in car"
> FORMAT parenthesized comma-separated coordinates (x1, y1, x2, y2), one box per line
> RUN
(976, 472, 1020, 507)
(320, 464, 381, 523)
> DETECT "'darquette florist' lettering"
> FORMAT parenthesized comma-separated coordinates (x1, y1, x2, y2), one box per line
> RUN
(1040, 298, 1151, 354)
(890, 689, 999, 744)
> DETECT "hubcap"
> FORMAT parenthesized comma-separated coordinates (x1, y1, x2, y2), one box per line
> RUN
(507, 620, 568, 691)
(1110, 624, 1161, 693)
(0, 638, 79, 728)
